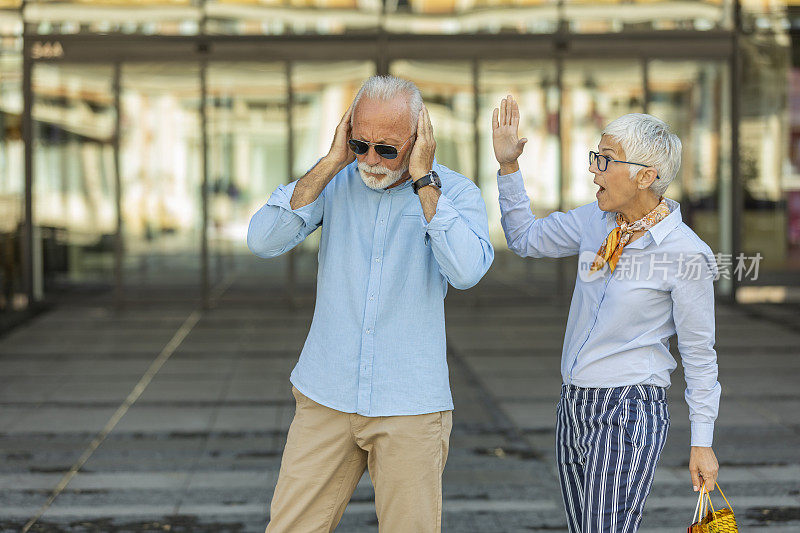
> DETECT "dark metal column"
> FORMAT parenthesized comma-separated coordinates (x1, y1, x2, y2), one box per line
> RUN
(285, 60, 296, 308)
(112, 61, 124, 309)
(642, 57, 650, 115)
(21, 34, 34, 308)
(200, 53, 210, 309)
(377, 4, 389, 76)
(555, 55, 567, 301)
(730, 0, 743, 303)
(472, 58, 480, 185)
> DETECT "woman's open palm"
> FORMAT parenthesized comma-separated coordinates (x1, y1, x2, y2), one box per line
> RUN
(492, 95, 527, 165)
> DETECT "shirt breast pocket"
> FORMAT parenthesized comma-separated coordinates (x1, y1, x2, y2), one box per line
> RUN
(400, 214, 430, 247)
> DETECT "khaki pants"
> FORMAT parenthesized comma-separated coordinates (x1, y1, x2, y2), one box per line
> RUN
(265, 386, 453, 533)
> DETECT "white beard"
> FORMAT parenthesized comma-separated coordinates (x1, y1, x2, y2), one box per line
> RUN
(357, 161, 408, 191)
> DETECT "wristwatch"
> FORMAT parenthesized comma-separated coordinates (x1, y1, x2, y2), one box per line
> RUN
(412, 170, 441, 195)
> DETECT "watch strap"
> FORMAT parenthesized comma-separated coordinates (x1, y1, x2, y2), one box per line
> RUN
(413, 170, 439, 194)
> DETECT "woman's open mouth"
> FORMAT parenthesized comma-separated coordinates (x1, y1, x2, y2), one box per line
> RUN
(596, 185, 606, 197)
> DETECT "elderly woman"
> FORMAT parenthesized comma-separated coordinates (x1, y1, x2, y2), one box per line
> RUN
(492, 96, 721, 533)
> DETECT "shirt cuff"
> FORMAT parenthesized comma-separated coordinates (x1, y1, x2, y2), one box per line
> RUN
(497, 169, 529, 199)
(265, 181, 323, 227)
(690, 422, 714, 447)
(423, 192, 459, 232)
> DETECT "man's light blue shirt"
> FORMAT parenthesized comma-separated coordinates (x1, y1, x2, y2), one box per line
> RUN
(498, 170, 721, 447)
(247, 160, 493, 416)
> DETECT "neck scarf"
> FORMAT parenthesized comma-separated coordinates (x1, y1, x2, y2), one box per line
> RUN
(589, 197, 671, 274)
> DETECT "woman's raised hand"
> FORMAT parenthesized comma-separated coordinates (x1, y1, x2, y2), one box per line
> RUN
(492, 95, 527, 174)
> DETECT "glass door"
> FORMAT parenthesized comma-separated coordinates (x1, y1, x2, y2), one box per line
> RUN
(561, 59, 645, 210)
(31, 63, 117, 295)
(119, 62, 203, 298)
(389, 60, 476, 181)
(205, 61, 288, 287)
(647, 60, 731, 257)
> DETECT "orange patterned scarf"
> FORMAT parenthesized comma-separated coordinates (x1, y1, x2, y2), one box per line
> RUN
(589, 198, 671, 274)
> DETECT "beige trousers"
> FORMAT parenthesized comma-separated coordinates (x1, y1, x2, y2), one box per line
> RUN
(265, 386, 453, 533)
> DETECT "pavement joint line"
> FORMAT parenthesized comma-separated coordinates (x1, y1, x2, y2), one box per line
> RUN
(172, 335, 241, 515)
(446, 337, 544, 460)
(20, 309, 203, 532)
(19, 273, 239, 532)
(7, 496, 800, 520)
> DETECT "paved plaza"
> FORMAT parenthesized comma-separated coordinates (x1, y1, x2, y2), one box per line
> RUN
(1, 254, 799, 532)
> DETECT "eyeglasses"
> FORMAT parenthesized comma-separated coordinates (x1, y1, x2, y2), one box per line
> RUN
(348, 135, 413, 160)
(589, 150, 660, 179)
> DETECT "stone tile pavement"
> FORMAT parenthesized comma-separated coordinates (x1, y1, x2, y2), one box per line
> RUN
(0, 255, 798, 532)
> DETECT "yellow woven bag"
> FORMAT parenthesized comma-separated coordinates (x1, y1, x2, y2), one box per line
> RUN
(688, 482, 738, 533)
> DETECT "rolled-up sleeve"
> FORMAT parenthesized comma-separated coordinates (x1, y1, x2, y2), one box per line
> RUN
(247, 179, 325, 258)
(671, 251, 721, 447)
(497, 170, 586, 258)
(422, 182, 493, 290)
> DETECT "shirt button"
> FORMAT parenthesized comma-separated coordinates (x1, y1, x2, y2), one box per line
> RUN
(375, 257, 381, 263)
(368, 294, 374, 300)
(366, 328, 372, 334)
(379, 219, 384, 224)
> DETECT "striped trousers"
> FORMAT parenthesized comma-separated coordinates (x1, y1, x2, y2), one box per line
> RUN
(556, 384, 670, 533)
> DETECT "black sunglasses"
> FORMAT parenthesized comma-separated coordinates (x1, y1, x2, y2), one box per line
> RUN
(348, 136, 413, 160)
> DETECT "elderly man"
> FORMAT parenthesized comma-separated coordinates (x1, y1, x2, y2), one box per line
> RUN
(247, 75, 493, 532)
(492, 96, 721, 532)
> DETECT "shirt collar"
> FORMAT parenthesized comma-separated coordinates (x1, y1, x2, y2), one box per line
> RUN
(602, 197, 682, 246)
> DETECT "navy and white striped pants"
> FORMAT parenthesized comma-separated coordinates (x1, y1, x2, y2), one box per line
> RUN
(556, 383, 670, 533)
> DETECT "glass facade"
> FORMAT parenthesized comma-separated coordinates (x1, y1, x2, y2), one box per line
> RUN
(205, 61, 288, 286)
(32, 63, 116, 292)
(0, 25, 22, 312)
(119, 63, 203, 291)
(0, 1, 797, 315)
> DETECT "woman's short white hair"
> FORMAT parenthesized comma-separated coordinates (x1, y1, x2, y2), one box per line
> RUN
(351, 75, 424, 132)
(602, 113, 682, 197)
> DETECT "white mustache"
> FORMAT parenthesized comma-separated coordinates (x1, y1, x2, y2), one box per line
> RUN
(357, 162, 392, 175)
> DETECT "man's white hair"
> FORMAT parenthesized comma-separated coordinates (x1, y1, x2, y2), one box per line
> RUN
(351, 75, 424, 132)
(602, 113, 682, 197)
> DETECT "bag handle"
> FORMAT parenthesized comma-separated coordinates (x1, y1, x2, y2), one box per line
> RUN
(693, 487, 705, 524)
(705, 488, 716, 516)
(704, 482, 735, 516)
(696, 481, 735, 525)
(714, 482, 734, 513)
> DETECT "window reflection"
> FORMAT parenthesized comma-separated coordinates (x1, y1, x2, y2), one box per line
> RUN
(25, 0, 201, 36)
(390, 60, 475, 180)
(562, 60, 644, 209)
(292, 61, 374, 178)
(0, 2, 794, 308)
(291, 60, 375, 254)
(120, 63, 202, 288)
(0, 39, 22, 310)
(740, 39, 792, 279)
(479, 60, 558, 245)
(32, 64, 116, 288)
(648, 60, 730, 256)
(564, 0, 733, 33)
(206, 62, 288, 282)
